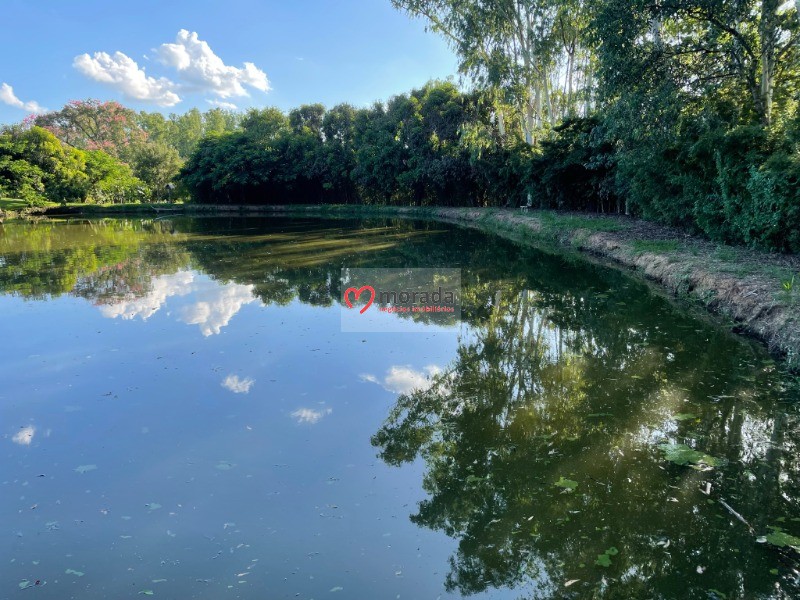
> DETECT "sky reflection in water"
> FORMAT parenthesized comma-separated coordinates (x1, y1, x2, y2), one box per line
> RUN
(1, 217, 798, 599)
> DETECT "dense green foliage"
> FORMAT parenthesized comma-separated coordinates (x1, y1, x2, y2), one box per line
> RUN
(586, 0, 800, 250)
(180, 83, 518, 205)
(0, 125, 146, 204)
(3, 2, 799, 251)
(0, 101, 241, 205)
(178, 0, 799, 251)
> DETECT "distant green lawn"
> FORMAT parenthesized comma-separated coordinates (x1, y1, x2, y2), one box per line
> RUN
(1, 199, 185, 212)
(0, 198, 32, 211)
(0, 198, 60, 211)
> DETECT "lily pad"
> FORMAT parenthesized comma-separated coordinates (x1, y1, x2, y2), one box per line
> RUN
(74, 464, 97, 474)
(595, 553, 612, 567)
(658, 444, 726, 468)
(595, 547, 618, 567)
(555, 477, 578, 490)
(764, 526, 800, 551)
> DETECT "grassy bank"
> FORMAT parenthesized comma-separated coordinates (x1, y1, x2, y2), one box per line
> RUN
(9, 202, 800, 371)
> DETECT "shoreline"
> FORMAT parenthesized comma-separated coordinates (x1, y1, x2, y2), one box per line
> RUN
(7, 202, 800, 372)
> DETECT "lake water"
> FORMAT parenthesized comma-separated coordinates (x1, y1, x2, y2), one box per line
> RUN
(1, 217, 798, 599)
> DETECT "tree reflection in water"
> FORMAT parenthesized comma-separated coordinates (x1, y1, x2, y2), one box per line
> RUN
(372, 276, 800, 599)
(1, 216, 797, 598)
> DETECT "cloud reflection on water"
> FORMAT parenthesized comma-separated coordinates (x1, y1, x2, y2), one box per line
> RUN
(360, 365, 442, 394)
(99, 271, 260, 336)
(12, 425, 35, 446)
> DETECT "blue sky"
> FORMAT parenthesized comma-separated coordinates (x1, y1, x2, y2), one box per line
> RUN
(0, 0, 459, 124)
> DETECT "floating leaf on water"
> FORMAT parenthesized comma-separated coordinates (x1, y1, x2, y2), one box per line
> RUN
(216, 461, 235, 471)
(555, 477, 578, 490)
(707, 589, 727, 599)
(139, 591, 154, 596)
(565, 579, 580, 587)
(764, 526, 800, 551)
(595, 554, 612, 567)
(65, 569, 85, 577)
(595, 546, 618, 567)
(19, 580, 32, 590)
(465, 475, 484, 485)
(74, 464, 97, 474)
(658, 444, 726, 468)
(330, 586, 344, 592)
(145, 503, 162, 511)
(673, 413, 698, 421)
(769, 568, 779, 575)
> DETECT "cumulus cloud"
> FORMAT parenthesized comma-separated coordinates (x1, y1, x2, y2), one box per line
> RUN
(156, 30, 269, 99)
(179, 281, 259, 336)
(73, 51, 181, 106)
(12, 425, 35, 446)
(222, 375, 255, 394)
(0, 83, 46, 114)
(360, 365, 442, 394)
(100, 272, 195, 321)
(291, 407, 332, 424)
(207, 99, 238, 110)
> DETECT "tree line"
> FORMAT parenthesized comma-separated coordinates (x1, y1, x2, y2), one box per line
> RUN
(2, 0, 799, 252)
(181, 0, 800, 252)
(0, 100, 241, 205)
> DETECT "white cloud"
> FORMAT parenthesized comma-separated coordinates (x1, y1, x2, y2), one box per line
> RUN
(0, 83, 46, 114)
(222, 375, 255, 394)
(12, 426, 35, 446)
(291, 407, 332, 424)
(179, 281, 259, 336)
(73, 51, 181, 106)
(156, 30, 270, 99)
(361, 365, 442, 394)
(98, 272, 259, 336)
(100, 272, 195, 321)
(207, 99, 238, 110)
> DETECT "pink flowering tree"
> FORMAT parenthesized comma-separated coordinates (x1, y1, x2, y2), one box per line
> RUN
(34, 99, 146, 159)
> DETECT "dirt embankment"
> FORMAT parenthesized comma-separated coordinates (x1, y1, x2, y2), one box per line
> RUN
(443, 208, 800, 372)
(28, 203, 800, 371)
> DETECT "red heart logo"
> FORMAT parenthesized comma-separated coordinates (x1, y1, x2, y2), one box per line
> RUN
(344, 285, 376, 314)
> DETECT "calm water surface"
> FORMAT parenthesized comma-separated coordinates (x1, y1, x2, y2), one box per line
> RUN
(1, 217, 798, 599)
